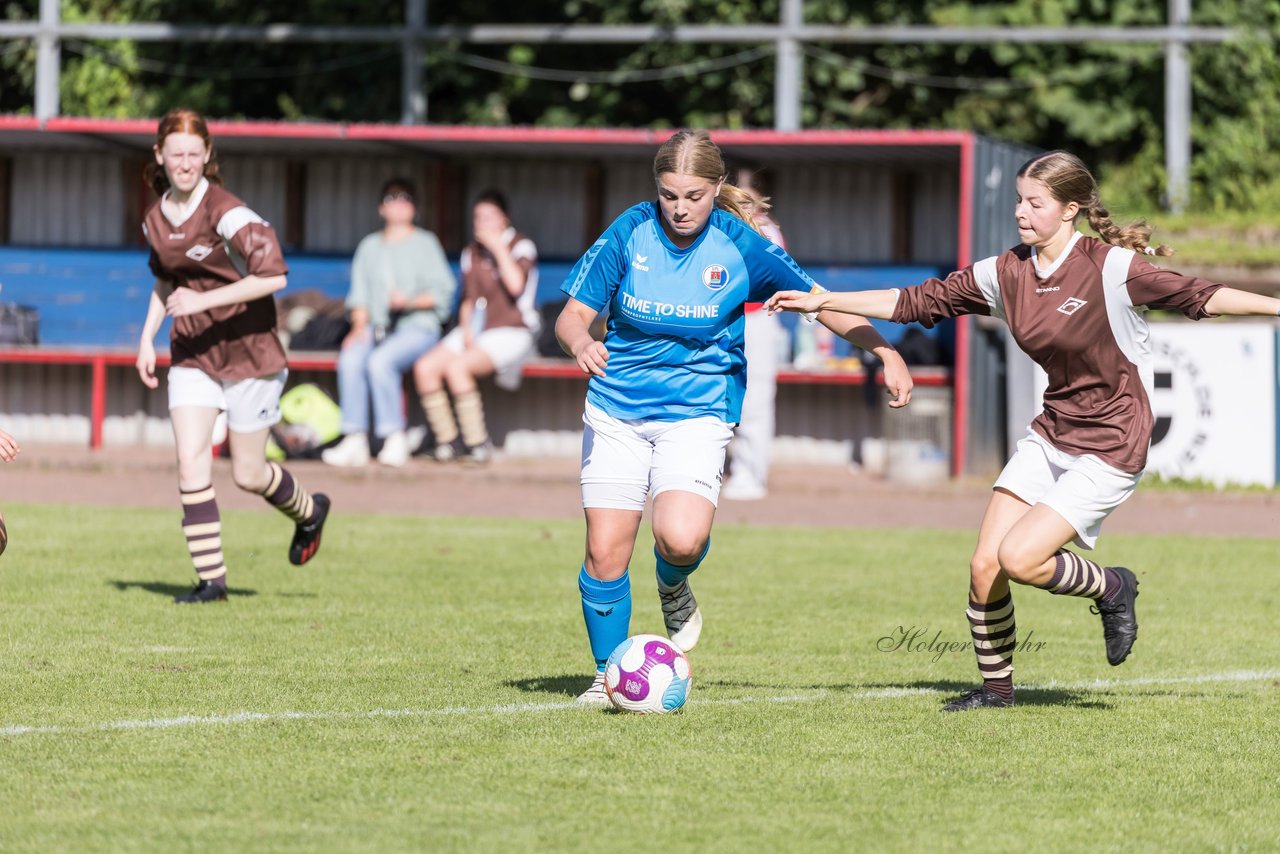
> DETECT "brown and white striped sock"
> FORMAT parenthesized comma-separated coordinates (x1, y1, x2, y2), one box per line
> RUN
(255, 462, 318, 525)
(454, 389, 489, 448)
(181, 485, 226, 586)
(967, 594, 1015, 701)
(1042, 551, 1122, 602)
(421, 390, 459, 446)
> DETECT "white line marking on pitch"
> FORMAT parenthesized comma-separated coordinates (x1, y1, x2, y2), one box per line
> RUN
(2, 670, 1276, 738)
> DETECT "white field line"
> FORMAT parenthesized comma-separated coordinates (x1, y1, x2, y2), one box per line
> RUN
(2, 670, 1276, 738)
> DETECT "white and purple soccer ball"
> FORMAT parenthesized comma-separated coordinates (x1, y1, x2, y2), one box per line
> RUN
(604, 634, 693, 714)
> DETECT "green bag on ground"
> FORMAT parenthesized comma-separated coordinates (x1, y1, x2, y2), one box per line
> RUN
(267, 383, 343, 460)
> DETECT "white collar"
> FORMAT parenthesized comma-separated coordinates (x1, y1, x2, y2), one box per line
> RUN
(1031, 230, 1083, 279)
(161, 177, 210, 228)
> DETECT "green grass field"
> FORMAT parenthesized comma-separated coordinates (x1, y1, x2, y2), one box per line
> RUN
(1, 502, 1277, 852)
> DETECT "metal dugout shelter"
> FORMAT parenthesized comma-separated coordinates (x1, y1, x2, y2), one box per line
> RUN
(0, 118, 1036, 476)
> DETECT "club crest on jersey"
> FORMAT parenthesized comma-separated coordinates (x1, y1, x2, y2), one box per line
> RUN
(185, 244, 214, 262)
(702, 264, 729, 291)
(1057, 297, 1088, 316)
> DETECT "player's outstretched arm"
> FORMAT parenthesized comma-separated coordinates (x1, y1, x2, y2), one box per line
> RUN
(556, 297, 609, 378)
(0, 428, 19, 462)
(1203, 288, 1280, 318)
(764, 288, 899, 320)
(820, 313, 914, 409)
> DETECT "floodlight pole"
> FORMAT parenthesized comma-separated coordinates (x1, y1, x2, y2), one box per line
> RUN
(1165, 0, 1192, 213)
(402, 0, 427, 124)
(35, 0, 59, 122)
(774, 0, 803, 132)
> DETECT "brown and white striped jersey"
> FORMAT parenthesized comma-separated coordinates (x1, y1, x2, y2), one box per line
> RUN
(143, 179, 288, 381)
(892, 232, 1223, 473)
(459, 227, 539, 332)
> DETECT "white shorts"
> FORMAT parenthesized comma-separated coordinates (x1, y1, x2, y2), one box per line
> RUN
(994, 429, 1141, 550)
(441, 325, 536, 391)
(167, 365, 287, 433)
(580, 403, 733, 511)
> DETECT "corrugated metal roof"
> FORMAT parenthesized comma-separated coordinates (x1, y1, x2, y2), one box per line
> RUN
(0, 116, 971, 163)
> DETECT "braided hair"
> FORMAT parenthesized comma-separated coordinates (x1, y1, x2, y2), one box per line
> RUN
(1018, 151, 1172, 257)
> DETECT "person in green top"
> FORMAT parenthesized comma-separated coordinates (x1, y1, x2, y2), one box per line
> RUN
(322, 178, 457, 468)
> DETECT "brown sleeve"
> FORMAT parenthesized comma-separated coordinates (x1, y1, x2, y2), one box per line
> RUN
(148, 246, 165, 279)
(228, 221, 289, 279)
(1125, 256, 1224, 319)
(891, 265, 994, 328)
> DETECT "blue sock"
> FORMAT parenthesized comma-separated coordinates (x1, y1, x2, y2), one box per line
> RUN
(655, 538, 711, 588)
(579, 566, 631, 672)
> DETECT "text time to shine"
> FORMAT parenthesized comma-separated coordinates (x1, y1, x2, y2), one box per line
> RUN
(620, 292, 721, 320)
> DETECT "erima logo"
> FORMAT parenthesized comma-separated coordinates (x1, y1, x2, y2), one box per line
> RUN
(1057, 297, 1088, 316)
(593, 608, 614, 617)
(185, 244, 214, 261)
(1036, 286, 1061, 293)
(632, 252, 649, 272)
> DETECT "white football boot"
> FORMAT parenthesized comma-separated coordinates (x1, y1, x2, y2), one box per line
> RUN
(658, 574, 703, 653)
(576, 671, 610, 706)
(376, 430, 410, 467)
(321, 432, 370, 467)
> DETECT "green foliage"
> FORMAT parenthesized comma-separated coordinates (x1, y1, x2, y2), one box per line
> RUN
(1, 1, 1278, 215)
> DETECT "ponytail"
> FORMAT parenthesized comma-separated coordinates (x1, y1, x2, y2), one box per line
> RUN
(717, 183, 771, 238)
(1085, 202, 1173, 257)
(1020, 151, 1174, 257)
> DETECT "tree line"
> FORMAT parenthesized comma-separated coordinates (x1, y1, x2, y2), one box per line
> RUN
(2, 0, 1278, 213)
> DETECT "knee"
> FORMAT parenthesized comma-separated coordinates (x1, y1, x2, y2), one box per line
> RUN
(337, 346, 364, 375)
(414, 360, 442, 392)
(443, 362, 474, 392)
(176, 458, 206, 491)
(584, 545, 630, 581)
(969, 550, 1002, 586)
(231, 460, 270, 493)
(996, 541, 1040, 583)
(653, 532, 706, 567)
(365, 349, 398, 381)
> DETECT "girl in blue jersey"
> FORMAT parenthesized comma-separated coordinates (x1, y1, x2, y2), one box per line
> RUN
(555, 130, 914, 704)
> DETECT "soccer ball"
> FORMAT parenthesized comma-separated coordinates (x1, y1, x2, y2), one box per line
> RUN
(604, 634, 693, 714)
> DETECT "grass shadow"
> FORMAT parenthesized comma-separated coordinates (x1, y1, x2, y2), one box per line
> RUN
(704, 678, 1115, 710)
(868, 680, 1114, 710)
(505, 674, 591, 698)
(109, 580, 258, 598)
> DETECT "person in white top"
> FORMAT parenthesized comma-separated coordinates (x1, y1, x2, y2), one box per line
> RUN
(722, 166, 787, 501)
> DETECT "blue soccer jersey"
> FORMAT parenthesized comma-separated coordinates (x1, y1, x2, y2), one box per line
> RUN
(561, 202, 818, 423)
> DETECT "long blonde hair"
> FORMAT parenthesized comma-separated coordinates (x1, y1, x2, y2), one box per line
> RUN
(1018, 151, 1172, 257)
(653, 130, 769, 236)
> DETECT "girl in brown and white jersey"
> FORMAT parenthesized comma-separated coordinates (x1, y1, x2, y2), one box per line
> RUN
(766, 150, 1280, 711)
(134, 109, 331, 604)
(413, 189, 540, 464)
(0, 427, 18, 556)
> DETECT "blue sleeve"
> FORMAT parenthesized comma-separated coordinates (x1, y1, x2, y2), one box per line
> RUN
(560, 214, 633, 311)
(744, 240, 818, 302)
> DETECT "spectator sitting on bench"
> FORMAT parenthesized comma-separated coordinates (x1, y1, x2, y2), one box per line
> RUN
(414, 189, 539, 464)
(323, 178, 456, 468)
